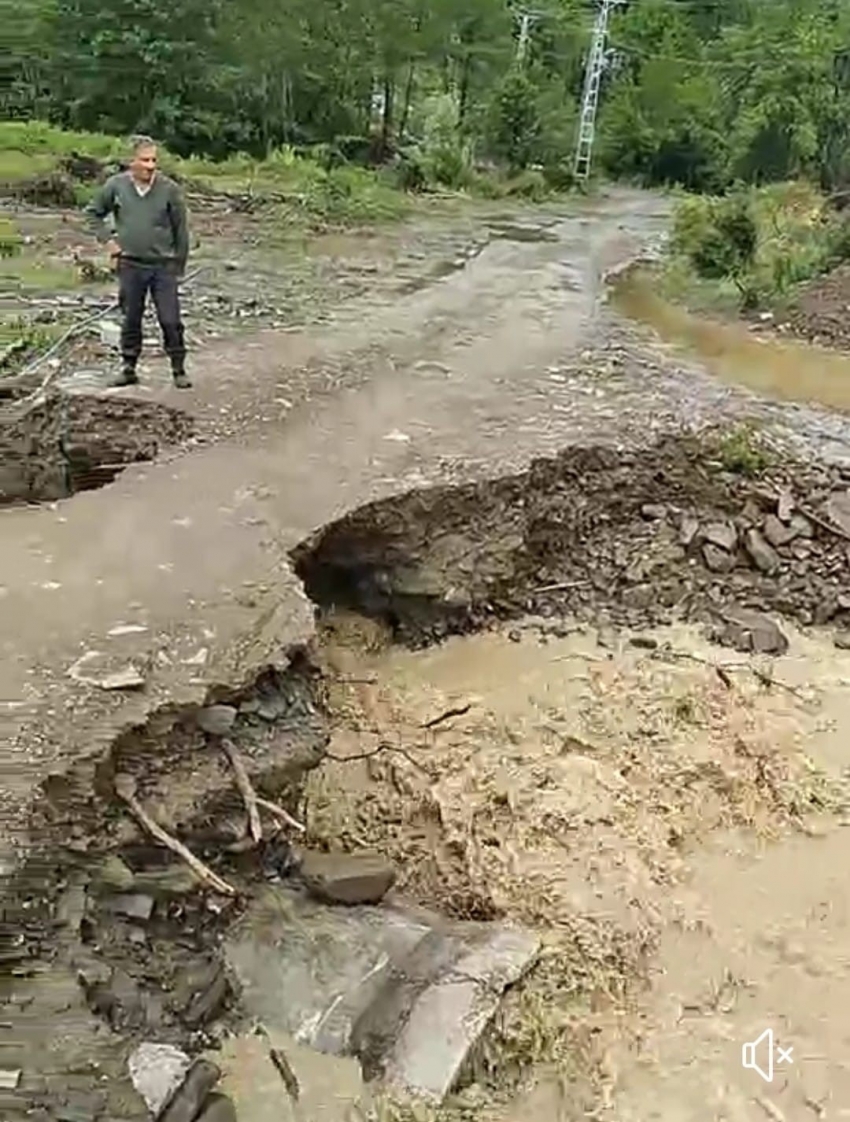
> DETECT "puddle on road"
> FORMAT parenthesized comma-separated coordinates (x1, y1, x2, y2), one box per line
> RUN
(614, 271, 850, 414)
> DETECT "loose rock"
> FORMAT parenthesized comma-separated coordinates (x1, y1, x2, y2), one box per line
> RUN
(703, 543, 736, 573)
(715, 609, 789, 656)
(777, 489, 795, 523)
(762, 514, 795, 549)
(299, 851, 396, 905)
(101, 893, 154, 922)
(744, 528, 780, 574)
(91, 855, 135, 895)
(128, 1042, 191, 1116)
(826, 491, 850, 537)
(629, 636, 659, 650)
(704, 522, 738, 552)
(790, 513, 814, 540)
(176, 960, 230, 1028)
(159, 1059, 222, 1122)
(679, 515, 699, 548)
(835, 631, 850, 650)
(196, 705, 238, 736)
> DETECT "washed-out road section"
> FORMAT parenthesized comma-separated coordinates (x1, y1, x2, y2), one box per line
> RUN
(2, 187, 850, 872)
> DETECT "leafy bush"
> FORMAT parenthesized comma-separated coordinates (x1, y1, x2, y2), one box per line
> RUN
(486, 69, 541, 172)
(542, 161, 577, 192)
(417, 95, 471, 189)
(715, 425, 771, 476)
(299, 166, 409, 226)
(683, 194, 757, 280)
(392, 148, 429, 192)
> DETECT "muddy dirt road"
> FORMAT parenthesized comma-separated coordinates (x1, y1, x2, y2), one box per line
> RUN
(3, 186, 850, 1121)
(0, 188, 667, 864)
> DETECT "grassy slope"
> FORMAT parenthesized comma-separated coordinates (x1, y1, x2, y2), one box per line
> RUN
(0, 120, 413, 226)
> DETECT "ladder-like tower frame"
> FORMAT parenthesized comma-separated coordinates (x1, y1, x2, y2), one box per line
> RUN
(574, 0, 622, 180)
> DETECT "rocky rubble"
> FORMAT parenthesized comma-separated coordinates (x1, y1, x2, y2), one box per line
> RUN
(294, 436, 850, 650)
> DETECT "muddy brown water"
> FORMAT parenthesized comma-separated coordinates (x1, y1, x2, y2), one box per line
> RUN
(312, 614, 850, 1121)
(614, 271, 850, 415)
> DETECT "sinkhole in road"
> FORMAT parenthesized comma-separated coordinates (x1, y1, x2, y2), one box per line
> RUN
(0, 391, 193, 504)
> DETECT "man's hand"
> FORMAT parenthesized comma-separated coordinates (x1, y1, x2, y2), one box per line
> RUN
(106, 239, 121, 271)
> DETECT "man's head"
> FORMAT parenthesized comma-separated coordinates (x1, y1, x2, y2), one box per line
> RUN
(128, 135, 158, 183)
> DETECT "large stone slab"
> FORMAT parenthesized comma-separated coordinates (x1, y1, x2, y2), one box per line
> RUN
(224, 887, 540, 1104)
(224, 887, 430, 1054)
(381, 927, 540, 1103)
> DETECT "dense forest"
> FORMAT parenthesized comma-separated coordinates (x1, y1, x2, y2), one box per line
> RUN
(5, 0, 850, 191)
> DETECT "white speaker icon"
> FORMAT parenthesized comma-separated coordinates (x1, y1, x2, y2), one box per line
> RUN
(742, 1028, 794, 1083)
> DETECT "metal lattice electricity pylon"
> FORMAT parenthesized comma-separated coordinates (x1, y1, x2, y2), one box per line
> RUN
(573, 0, 623, 180)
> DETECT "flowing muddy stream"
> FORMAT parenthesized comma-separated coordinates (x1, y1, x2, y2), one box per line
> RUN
(613, 271, 850, 415)
(309, 612, 850, 1121)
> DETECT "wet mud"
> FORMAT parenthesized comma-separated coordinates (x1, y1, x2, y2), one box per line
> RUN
(0, 392, 193, 504)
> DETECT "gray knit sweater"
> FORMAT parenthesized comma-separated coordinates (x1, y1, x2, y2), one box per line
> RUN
(85, 172, 189, 270)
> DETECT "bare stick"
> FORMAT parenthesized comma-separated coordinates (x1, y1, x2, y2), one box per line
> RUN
(798, 504, 850, 544)
(255, 797, 306, 833)
(533, 580, 585, 594)
(113, 774, 237, 896)
(256, 797, 305, 833)
(422, 703, 471, 729)
(658, 649, 808, 700)
(220, 739, 262, 843)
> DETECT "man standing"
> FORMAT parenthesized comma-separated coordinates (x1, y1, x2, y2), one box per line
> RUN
(86, 135, 191, 388)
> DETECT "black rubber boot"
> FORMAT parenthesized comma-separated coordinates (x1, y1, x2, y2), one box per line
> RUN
(172, 367, 192, 389)
(110, 365, 139, 388)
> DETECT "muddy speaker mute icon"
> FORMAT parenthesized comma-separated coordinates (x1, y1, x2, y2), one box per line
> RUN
(741, 1028, 794, 1083)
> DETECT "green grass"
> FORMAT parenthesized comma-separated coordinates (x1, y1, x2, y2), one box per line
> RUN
(0, 256, 81, 290)
(713, 423, 773, 476)
(1, 119, 573, 231)
(0, 120, 414, 228)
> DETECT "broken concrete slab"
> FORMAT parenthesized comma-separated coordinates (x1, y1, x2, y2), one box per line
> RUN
(299, 850, 396, 906)
(213, 1029, 366, 1122)
(380, 927, 540, 1103)
(224, 887, 430, 1055)
(225, 887, 540, 1104)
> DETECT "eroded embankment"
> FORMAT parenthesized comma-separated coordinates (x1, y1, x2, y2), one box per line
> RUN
(292, 434, 850, 647)
(4, 430, 850, 1120)
(0, 390, 193, 504)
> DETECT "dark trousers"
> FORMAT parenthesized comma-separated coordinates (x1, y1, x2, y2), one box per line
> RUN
(118, 259, 186, 371)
